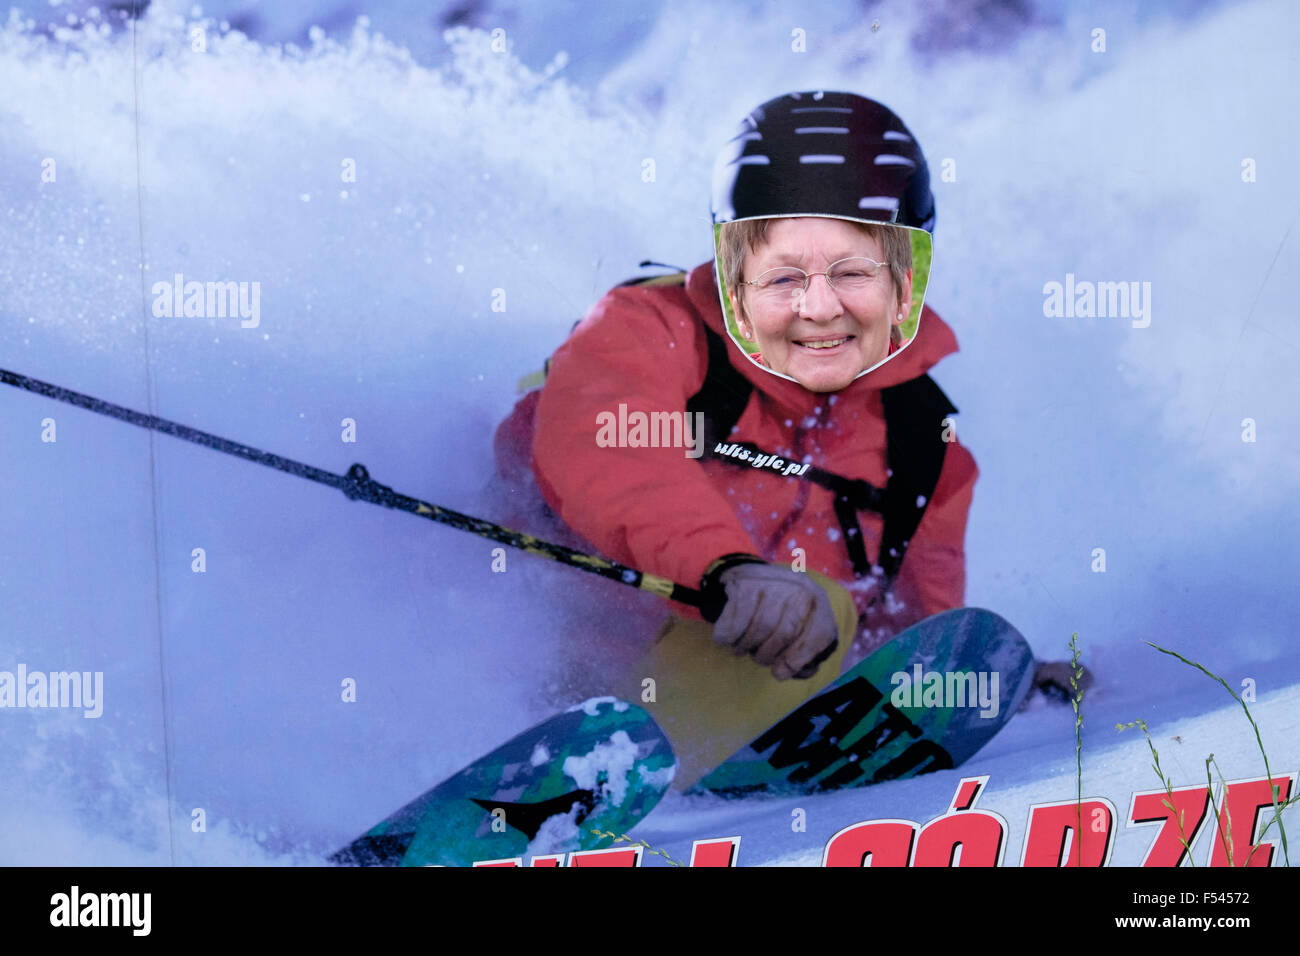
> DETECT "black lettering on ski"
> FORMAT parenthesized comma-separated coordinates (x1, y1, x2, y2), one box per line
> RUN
(852, 702, 922, 752)
(469, 788, 598, 840)
(869, 740, 954, 783)
(749, 678, 883, 784)
(816, 703, 925, 789)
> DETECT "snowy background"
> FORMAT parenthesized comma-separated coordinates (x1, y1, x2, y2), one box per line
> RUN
(1, 0, 1297, 866)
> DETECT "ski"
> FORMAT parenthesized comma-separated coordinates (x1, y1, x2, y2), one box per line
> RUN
(329, 698, 675, 867)
(332, 607, 1034, 865)
(694, 607, 1035, 795)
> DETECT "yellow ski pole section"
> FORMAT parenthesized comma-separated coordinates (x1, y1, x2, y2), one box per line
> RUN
(613, 570, 858, 791)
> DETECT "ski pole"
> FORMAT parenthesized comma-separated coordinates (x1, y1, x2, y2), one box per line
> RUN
(0, 366, 716, 613)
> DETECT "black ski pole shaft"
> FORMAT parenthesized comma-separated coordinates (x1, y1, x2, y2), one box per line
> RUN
(0, 366, 713, 612)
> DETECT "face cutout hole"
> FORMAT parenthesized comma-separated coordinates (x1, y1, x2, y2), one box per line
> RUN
(713, 216, 931, 393)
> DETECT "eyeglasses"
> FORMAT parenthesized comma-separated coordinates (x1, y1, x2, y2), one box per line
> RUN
(740, 257, 888, 305)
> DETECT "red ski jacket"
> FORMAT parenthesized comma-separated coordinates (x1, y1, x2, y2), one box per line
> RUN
(496, 260, 978, 658)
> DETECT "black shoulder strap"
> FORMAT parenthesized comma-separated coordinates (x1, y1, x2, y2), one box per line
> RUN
(688, 324, 754, 449)
(876, 375, 958, 582)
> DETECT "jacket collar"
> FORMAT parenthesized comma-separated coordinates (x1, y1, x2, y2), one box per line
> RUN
(685, 260, 960, 418)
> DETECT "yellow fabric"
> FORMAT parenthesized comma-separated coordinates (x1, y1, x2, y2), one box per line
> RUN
(613, 569, 857, 790)
(515, 368, 547, 394)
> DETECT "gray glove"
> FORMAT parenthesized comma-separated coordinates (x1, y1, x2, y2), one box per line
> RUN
(711, 562, 839, 680)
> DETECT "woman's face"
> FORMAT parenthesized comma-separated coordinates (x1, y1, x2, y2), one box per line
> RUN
(729, 217, 912, 393)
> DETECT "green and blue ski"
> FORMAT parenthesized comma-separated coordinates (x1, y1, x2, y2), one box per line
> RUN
(329, 698, 674, 867)
(332, 607, 1034, 865)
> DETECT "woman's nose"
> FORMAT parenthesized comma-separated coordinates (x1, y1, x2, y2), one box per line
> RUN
(797, 273, 842, 319)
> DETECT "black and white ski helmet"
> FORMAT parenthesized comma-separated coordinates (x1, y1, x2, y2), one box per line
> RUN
(711, 90, 935, 232)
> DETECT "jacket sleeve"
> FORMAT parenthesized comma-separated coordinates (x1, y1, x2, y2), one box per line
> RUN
(531, 286, 760, 595)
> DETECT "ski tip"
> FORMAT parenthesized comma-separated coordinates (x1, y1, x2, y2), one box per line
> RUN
(328, 833, 412, 867)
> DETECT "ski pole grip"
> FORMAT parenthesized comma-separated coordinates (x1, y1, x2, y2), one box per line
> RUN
(697, 585, 726, 624)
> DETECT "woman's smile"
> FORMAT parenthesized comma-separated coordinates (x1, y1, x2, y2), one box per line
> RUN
(728, 216, 913, 392)
(793, 334, 854, 351)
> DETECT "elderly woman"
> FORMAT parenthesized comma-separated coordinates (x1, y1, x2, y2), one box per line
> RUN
(721, 215, 914, 388)
(493, 91, 986, 686)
